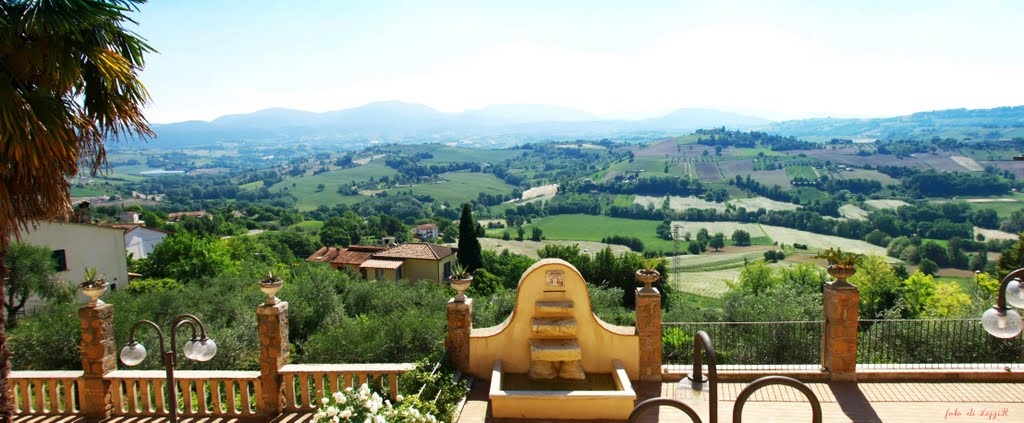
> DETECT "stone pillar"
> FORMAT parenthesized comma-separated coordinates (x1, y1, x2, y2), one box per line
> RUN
(823, 283, 860, 381)
(636, 288, 662, 382)
(446, 298, 473, 373)
(79, 303, 116, 420)
(257, 301, 289, 417)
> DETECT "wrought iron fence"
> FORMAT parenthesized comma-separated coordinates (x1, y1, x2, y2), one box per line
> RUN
(858, 319, 1024, 370)
(663, 321, 823, 372)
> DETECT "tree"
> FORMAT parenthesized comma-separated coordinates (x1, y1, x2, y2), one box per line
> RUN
(530, 227, 543, 242)
(731, 229, 751, 246)
(5, 243, 72, 327)
(517, 226, 526, 241)
(709, 233, 726, 251)
(141, 233, 235, 283)
(0, 0, 154, 414)
(849, 255, 902, 318)
(457, 204, 482, 271)
(918, 258, 939, 276)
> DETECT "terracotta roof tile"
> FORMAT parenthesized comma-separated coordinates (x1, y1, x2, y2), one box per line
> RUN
(307, 245, 388, 266)
(359, 259, 404, 269)
(371, 243, 455, 260)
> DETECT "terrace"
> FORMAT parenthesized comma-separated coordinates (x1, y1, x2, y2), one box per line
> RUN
(10, 261, 1024, 422)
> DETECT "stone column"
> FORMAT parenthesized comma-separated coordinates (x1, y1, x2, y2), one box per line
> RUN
(257, 301, 289, 417)
(446, 298, 473, 373)
(823, 282, 860, 381)
(636, 288, 662, 382)
(79, 303, 116, 420)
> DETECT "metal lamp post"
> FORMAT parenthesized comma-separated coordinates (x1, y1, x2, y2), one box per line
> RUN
(981, 268, 1024, 339)
(119, 314, 217, 423)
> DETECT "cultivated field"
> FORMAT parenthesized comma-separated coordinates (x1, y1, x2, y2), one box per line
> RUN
(747, 169, 791, 188)
(634, 195, 727, 212)
(728, 196, 800, 212)
(951, 193, 1024, 218)
(670, 222, 888, 255)
(384, 171, 516, 204)
(422, 147, 518, 164)
(785, 165, 819, 180)
(836, 169, 899, 185)
(669, 258, 793, 298)
(476, 238, 631, 259)
(524, 214, 675, 251)
(718, 159, 755, 178)
(518, 184, 559, 201)
(975, 227, 1018, 241)
(949, 155, 984, 171)
(981, 160, 1024, 178)
(694, 162, 723, 181)
(839, 204, 870, 220)
(353, 154, 385, 165)
(864, 199, 910, 210)
(272, 161, 397, 210)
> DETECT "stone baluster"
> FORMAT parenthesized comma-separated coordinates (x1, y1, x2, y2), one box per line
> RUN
(79, 302, 116, 419)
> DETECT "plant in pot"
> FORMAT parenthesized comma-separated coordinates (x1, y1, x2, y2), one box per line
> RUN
(449, 262, 473, 302)
(814, 248, 863, 285)
(80, 267, 108, 306)
(259, 270, 284, 305)
(635, 256, 665, 292)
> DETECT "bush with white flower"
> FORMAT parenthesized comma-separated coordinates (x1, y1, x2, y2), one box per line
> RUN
(311, 383, 441, 423)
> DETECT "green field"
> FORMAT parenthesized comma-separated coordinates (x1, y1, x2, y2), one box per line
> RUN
(612, 194, 636, 207)
(384, 171, 516, 205)
(422, 147, 518, 164)
(523, 214, 676, 252)
(272, 161, 397, 210)
(948, 193, 1024, 218)
(785, 165, 819, 180)
(291, 220, 324, 233)
(70, 186, 109, 197)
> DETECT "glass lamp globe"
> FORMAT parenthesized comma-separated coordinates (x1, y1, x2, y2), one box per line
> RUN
(120, 343, 147, 366)
(1006, 279, 1024, 309)
(981, 307, 1023, 338)
(195, 338, 217, 362)
(183, 339, 199, 360)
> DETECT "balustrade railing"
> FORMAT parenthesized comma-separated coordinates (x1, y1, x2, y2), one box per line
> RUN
(279, 363, 416, 413)
(858, 319, 1024, 370)
(8, 371, 82, 415)
(106, 370, 261, 418)
(663, 321, 824, 372)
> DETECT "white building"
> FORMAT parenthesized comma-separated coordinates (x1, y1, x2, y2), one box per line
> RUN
(117, 225, 169, 259)
(20, 221, 130, 291)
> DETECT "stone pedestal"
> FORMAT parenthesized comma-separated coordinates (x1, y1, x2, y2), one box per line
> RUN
(446, 298, 473, 373)
(636, 288, 662, 382)
(79, 303, 116, 419)
(823, 282, 860, 381)
(257, 301, 290, 416)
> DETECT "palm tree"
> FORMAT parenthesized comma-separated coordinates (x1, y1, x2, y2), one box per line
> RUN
(0, 0, 154, 415)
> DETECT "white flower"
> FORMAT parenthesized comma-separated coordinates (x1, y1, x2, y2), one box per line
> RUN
(321, 397, 330, 405)
(326, 406, 339, 417)
(332, 391, 344, 403)
(340, 408, 352, 419)
(332, 417, 340, 423)
(396, 394, 404, 402)
(313, 412, 326, 420)
(345, 386, 353, 394)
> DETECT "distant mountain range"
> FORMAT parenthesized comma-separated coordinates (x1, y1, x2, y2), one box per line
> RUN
(149, 101, 770, 148)
(148, 102, 1024, 148)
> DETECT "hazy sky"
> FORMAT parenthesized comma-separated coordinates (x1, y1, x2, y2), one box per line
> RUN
(135, 0, 1024, 123)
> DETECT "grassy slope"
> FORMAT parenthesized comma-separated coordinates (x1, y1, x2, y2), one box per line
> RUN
(385, 171, 516, 205)
(524, 214, 675, 252)
(272, 161, 397, 211)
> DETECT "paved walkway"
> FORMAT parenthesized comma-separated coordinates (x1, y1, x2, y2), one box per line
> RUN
(458, 380, 1024, 422)
(13, 381, 1024, 422)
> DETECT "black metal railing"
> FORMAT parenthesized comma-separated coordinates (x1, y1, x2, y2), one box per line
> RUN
(858, 319, 1024, 370)
(663, 321, 823, 372)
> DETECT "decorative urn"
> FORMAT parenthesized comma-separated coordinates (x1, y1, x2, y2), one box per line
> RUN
(80, 282, 107, 307)
(827, 265, 857, 286)
(450, 275, 473, 302)
(259, 272, 284, 305)
(635, 269, 661, 292)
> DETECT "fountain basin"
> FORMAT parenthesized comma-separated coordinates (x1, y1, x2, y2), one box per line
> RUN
(489, 359, 636, 420)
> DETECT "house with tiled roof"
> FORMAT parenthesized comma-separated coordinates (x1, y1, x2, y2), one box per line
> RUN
(307, 243, 458, 283)
(412, 223, 439, 240)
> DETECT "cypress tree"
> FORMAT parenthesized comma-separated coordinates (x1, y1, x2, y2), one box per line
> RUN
(458, 204, 483, 271)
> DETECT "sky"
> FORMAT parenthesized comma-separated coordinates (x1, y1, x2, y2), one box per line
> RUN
(134, 0, 1024, 123)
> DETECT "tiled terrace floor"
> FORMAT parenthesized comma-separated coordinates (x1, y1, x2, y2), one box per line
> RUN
(11, 381, 1024, 423)
(458, 380, 1024, 422)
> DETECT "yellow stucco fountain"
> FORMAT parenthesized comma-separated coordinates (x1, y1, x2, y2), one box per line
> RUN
(462, 259, 640, 420)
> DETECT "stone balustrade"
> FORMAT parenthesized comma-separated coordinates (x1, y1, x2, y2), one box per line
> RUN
(106, 370, 261, 418)
(8, 370, 82, 415)
(279, 363, 416, 412)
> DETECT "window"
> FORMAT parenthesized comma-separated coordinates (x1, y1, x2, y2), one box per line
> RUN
(396, 267, 402, 280)
(444, 262, 452, 279)
(375, 268, 384, 280)
(51, 250, 68, 272)
(360, 268, 368, 279)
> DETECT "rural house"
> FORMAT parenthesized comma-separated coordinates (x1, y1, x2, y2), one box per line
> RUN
(412, 223, 439, 240)
(307, 242, 458, 283)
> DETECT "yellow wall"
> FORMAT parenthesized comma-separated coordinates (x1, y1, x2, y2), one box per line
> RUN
(468, 259, 640, 380)
(402, 254, 458, 283)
